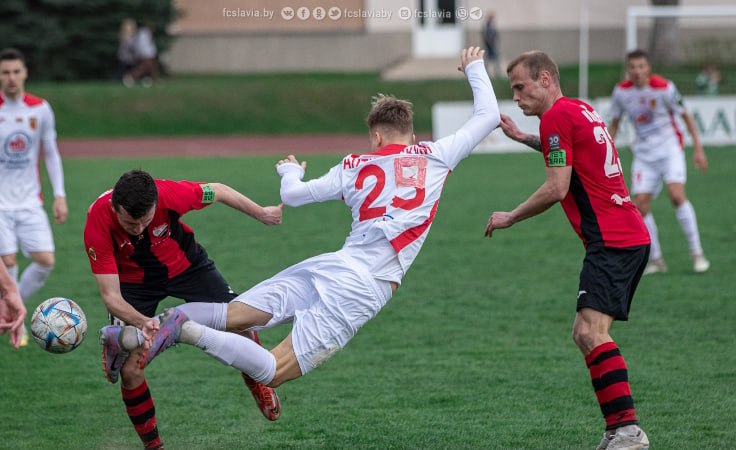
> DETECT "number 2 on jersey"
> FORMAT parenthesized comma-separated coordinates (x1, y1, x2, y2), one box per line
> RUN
(594, 125, 622, 178)
(355, 161, 426, 221)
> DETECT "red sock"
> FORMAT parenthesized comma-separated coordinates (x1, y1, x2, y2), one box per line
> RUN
(122, 380, 163, 449)
(585, 341, 639, 430)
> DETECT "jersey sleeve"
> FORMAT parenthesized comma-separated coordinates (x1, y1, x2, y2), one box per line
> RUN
(540, 107, 574, 168)
(278, 162, 343, 207)
(83, 204, 117, 275)
(608, 88, 624, 120)
(41, 102, 66, 198)
(427, 59, 500, 170)
(157, 180, 214, 215)
(664, 82, 686, 116)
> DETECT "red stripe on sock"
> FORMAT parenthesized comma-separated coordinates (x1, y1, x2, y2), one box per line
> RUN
(134, 418, 158, 435)
(596, 382, 633, 404)
(589, 354, 629, 379)
(585, 341, 618, 366)
(122, 380, 150, 399)
(121, 379, 161, 447)
(127, 396, 155, 417)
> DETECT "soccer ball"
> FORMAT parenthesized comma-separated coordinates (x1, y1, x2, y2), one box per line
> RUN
(30, 297, 88, 353)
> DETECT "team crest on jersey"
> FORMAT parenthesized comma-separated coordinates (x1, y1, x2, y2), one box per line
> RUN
(87, 247, 97, 261)
(152, 223, 168, 237)
(547, 134, 561, 150)
(649, 98, 657, 109)
(394, 157, 427, 187)
(29, 117, 38, 130)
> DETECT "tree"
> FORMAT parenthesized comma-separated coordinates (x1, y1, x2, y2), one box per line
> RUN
(649, 0, 681, 65)
(0, 0, 178, 81)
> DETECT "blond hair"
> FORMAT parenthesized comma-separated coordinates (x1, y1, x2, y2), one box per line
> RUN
(365, 94, 414, 136)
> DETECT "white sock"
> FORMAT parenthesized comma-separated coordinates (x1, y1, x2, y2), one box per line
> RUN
(120, 326, 146, 350)
(183, 324, 276, 384)
(642, 213, 662, 260)
(675, 200, 703, 256)
(177, 302, 228, 330)
(18, 262, 52, 301)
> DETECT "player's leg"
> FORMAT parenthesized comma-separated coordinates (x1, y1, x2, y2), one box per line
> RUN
(664, 153, 709, 272)
(119, 347, 163, 449)
(16, 208, 56, 302)
(631, 158, 665, 275)
(574, 245, 649, 449)
(164, 259, 282, 420)
(107, 287, 165, 449)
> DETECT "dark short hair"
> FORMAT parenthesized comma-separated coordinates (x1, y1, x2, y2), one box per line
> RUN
(111, 169, 157, 218)
(0, 48, 26, 65)
(507, 51, 560, 86)
(625, 49, 650, 62)
(365, 94, 414, 136)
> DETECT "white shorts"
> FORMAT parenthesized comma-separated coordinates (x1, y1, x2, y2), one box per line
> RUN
(0, 208, 55, 256)
(630, 151, 687, 197)
(233, 250, 392, 375)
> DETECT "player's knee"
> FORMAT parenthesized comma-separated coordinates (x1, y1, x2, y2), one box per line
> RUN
(1, 254, 17, 267)
(670, 194, 687, 207)
(32, 254, 55, 268)
(572, 325, 595, 351)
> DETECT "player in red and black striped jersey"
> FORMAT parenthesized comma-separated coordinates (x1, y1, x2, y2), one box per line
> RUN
(486, 51, 651, 450)
(84, 169, 283, 449)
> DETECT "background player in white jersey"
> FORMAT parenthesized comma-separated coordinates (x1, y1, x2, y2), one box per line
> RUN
(608, 49, 708, 275)
(126, 47, 499, 394)
(0, 48, 67, 345)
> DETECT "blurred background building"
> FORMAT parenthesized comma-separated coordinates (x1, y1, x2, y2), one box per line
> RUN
(168, 0, 736, 76)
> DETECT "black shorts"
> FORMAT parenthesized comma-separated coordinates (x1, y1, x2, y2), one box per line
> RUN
(115, 258, 237, 320)
(576, 244, 649, 321)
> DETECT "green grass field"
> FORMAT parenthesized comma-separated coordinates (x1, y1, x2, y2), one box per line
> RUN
(30, 63, 736, 139)
(0, 148, 734, 449)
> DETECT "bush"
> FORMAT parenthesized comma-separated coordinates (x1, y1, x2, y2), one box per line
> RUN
(0, 0, 177, 81)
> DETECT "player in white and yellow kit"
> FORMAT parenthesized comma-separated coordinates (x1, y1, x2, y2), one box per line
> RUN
(134, 47, 500, 393)
(608, 49, 709, 274)
(0, 48, 68, 345)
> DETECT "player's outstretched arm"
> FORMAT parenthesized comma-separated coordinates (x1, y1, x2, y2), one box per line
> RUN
(276, 154, 318, 207)
(499, 114, 542, 152)
(433, 47, 501, 168)
(210, 183, 283, 225)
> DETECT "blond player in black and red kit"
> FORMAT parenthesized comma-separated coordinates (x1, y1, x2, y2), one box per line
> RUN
(487, 51, 651, 450)
(84, 169, 283, 449)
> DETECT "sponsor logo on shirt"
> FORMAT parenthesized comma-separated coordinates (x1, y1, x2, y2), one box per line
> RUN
(610, 193, 631, 205)
(547, 150, 566, 167)
(548, 134, 561, 150)
(4, 131, 31, 157)
(200, 183, 215, 203)
(152, 223, 168, 237)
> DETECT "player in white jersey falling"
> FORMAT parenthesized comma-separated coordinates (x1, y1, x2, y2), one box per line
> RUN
(0, 48, 67, 346)
(122, 47, 500, 392)
(608, 49, 708, 275)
